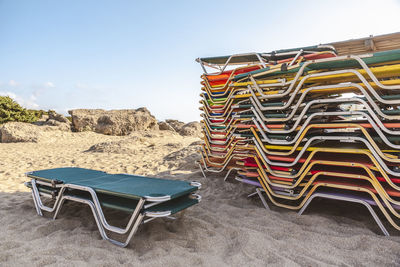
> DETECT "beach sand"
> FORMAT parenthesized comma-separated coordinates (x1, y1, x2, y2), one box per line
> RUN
(0, 130, 399, 266)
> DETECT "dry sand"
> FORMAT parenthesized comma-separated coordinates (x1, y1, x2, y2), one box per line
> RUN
(0, 130, 399, 266)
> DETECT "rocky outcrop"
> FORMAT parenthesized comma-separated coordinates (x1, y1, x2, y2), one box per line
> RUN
(0, 122, 42, 143)
(159, 120, 201, 137)
(33, 111, 72, 131)
(68, 108, 159, 135)
(48, 110, 70, 124)
(179, 121, 202, 137)
(44, 110, 71, 131)
(158, 121, 175, 131)
(165, 120, 185, 132)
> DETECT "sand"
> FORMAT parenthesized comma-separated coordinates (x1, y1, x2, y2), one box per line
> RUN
(0, 130, 399, 266)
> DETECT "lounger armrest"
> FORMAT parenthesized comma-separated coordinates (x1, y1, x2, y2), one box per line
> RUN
(190, 193, 202, 202)
(144, 193, 201, 216)
(143, 195, 171, 202)
(190, 181, 202, 189)
(144, 210, 172, 217)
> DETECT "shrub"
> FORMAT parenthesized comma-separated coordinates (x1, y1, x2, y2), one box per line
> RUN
(0, 96, 46, 124)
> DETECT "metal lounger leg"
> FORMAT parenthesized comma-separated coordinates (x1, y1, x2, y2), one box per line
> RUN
(62, 195, 109, 241)
(247, 191, 258, 198)
(256, 188, 270, 210)
(31, 190, 43, 216)
(52, 197, 67, 220)
(120, 214, 145, 247)
(198, 163, 207, 179)
(57, 183, 146, 235)
(298, 193, 390, 236)
(31, 179, 66, 214)
(223, 168, 239, 181)
(60, 194, 145, 247)
(31, 179, 147, 236)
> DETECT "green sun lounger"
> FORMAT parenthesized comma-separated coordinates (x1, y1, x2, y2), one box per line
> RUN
(25, 167, 201, 247)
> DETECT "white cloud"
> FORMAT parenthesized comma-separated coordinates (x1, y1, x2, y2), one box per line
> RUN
(44, 81, 55, 88)
(8, 80, 18, 87)
(0, 80, 57, 110)
(0, 91, 17, 99)
(0, 91, 39, 109)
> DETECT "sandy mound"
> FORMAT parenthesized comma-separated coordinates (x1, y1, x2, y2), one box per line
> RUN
(84, 131, 199, 174)
(162, 141, 201, 170)
(86, 136, 146, 154)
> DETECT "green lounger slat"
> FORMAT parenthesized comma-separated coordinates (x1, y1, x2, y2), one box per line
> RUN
(234, 49, 400, 80)
(26, 182, 199, 215)
(67, 189, 199, 214)
(28, 167, 198, 200)
(207, 98, 228, 105)
(25, 182, 55, 195)
(236, 102, 284, 109)
(198, 45, 334, 65)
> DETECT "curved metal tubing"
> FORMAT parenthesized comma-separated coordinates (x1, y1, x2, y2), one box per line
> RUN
(251, 68, 400, 108)
(223, 168, 240, 181)
(248, 54, 400, 101)
(234, 152, 400, 209)
(202, 53, 399, 105)
(30, 181, 200, 247)
(254, 177, 400, 232)
(251, 98, 400, 135)
(31, 179, 146, 235)
(252, 135, 400, 176)
(254, 159, 400, 211)
(201, 141, 400, 193)
(249, 83, 400, 122)
(298, 192, 390, 236)
(197, 52, 267, 75)
(31, 179, 67, 214)
(252, 145, 400, 192)
(202, 128, 400, 170)
(198, 162, 207, 178)
(253, 119, 400, 151)
(55, 194, 144, 247)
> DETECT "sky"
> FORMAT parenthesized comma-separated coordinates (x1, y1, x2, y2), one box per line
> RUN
(0, 0, 400, 122)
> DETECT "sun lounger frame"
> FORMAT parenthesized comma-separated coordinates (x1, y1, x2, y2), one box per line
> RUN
(26, 171, 201, 247)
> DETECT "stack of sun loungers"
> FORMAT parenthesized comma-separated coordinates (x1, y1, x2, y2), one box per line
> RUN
(197, 45, 400, 235)
(25, 167, 201, 247)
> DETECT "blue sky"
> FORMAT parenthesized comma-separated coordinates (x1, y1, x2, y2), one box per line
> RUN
(1, 0, 399, 122)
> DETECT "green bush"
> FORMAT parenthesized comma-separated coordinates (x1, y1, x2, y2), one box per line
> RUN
(0, 96, 46, 124)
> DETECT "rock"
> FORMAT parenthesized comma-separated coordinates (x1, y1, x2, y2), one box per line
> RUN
(33, 111, 71, 131)
(44, 119, 71, 131)
(158, 121, 175, 131)
(165, 120, 185, 132)
(68, 108, 159, 135)
(0, 122, 42, 143)
(36, 114, 49, 124)
(162, 120, 202, 137)
(48, 110, 70, 124)
(179, 121, 202, 137)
